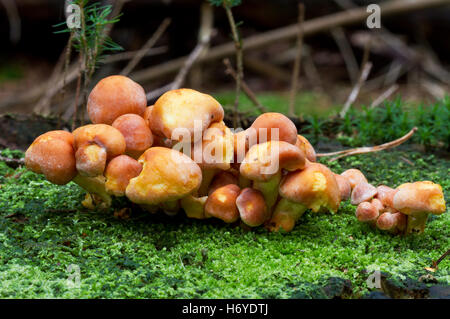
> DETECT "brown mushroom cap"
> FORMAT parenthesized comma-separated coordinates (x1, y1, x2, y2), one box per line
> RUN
(143, 105, 154, 127)
(205, 184, 240, 223)
(341, 169, 368, 189)
(279, 162, 340, 213)
(249, 112, 298, 145)
(375, 185, 397, 208)
(87, 75, 147, 125)
(125, 147, 202, 205)
(333, 173, 351, 201)
(351, 182, 378, 205)
(236, 188, 269, 227)
(393, 181, 446, 216)
(295, 135, 317, 162)
(208, 171, 239, 196)
(105, 155, 143, 196)
(112, 114, 154, 159)
(355, 201, 379, 223)
(25, 130, 77, 185)
(240, 141, 306, 182)
(150, 88, 224, 142)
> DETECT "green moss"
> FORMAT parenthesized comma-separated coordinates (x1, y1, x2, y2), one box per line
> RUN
(0, 149, 448, 298)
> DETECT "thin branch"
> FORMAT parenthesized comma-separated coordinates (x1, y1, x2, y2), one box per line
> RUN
(223, 58, 267, 113)
(432, 249, 450, 270)
(317, 127, 418, 161)
(339, 62, 372, 118)
(121, 18, 171, 76)
(146, 83, 173, 101)
(1, 0, 21, 44)
(331, 27, 359, 84)
(289, 3, 305, 117)
(223, 3, 243, 128)
(370, 84, 399, 108)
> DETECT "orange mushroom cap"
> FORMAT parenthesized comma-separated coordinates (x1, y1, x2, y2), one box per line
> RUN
(333, 173, 351, 201)
(112, 114, 153, 159)
(87, 75, 147, 125)
(104, 155, 143, 196)
(236, 188, 269, 227)
(351, 182, 377, 205)
(355, 201, 379, 223)
(341, 169, 368, 189)
(25, 130, 77, 185)
(295, 135, 317, 162)
(205, 184, 240, 223)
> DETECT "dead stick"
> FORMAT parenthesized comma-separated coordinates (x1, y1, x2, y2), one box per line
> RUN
(131, 0, 449, 83)
(339, 62, 372, 118)
(289, 3, 305, 117)
(370, 84, 399, 108)
(223, 58, 267, 113)
(121, 18, 171, 76)
(432, 249, 450, 269)
(331, 26, 359, 84)
(317, 127, 418, 161)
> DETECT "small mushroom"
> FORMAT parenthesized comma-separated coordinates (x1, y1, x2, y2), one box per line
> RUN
(208, 171, 238, 195)
(376, 211, 407, 233)
(355, 201, 379, 224)
(375, 185, 397, 208)
(125, 147, 202, 211)
(341, 168, 368, 189)
(351, 182, 377, 205)
(150, 88, 224, 143)
(73, 124, 126, 177)
(112, 114, 153, 159)
(87, 75, 147, 125)
(104, 155, 143, 196)
(25, 130, 77, 185)
(333, 173, 351, 201)
(392, 181, 446, 234)
(295, 135, 316, 162)
(240, 140, 306, 211)
(205, 184, 241, 223)
(267, 162, 340, 232)
(236, 188, 269, 227)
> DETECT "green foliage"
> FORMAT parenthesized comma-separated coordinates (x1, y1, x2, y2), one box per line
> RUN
(208, 0, 242, 7)
(0, 150, 448, 298)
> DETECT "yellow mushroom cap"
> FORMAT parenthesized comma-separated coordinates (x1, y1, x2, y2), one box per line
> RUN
(125, 147, 202, 205)
(393, 181, 446, 216)
(279, 162, 340, 213)
(150, 88, 224, 142)
(25, 130, 77, 185)
(240, 141, 306, 182)
(87, 75, 147, 125)
(105, 155, 143, 196)
(295, 135, 317, 162)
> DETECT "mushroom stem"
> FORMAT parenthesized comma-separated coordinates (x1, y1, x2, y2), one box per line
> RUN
(253, 171, 282, 213)
(73, 174, 112, 208)
(180, 195, 208, 219)
(197, 168, 218, 196)
(405, 212, 429, 234)
(161, 200, 181, 216)
(266, 198, 307, 232)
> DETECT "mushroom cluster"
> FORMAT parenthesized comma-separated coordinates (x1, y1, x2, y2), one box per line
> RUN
(343, 169, 446, 234)
(24, 75, 446, 234)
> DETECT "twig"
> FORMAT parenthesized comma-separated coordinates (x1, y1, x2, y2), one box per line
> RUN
(317, 127, 417, 161)
(331, 26, 359, 84)
(0, 156, 24, 168)
(224, 3, 243, 128)
(370, 84, 399, 108)
(432, 249, 450, 270)
(131, 0, 449, 83)
(72, 54, 83, 131)
(1, 0, 21, 44)
(171, 3, 213, 89)
(223, 58, 267, 113)
(339, 62, 372, 118)
(289, 3, 305, 117)
(244, 56, 291, 83)
(146, 83, 173, 101)
(121, 18, 171, 76)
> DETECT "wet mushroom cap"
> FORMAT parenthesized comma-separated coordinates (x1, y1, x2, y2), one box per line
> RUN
(236, 188, 268, 227)
(87, 75, 147, 125)
(249, 112, 298, 145)
(125, 147, 202, 205)
(240, 141, 306, 182)
(143, 105, 154, 127)
(25, 130, 77, 185)
(279, 162, 340, 213)
(105, 155, 143, 196)
(351, 182, 377, 205)
(393, 181, 446, 216)
(341, 169, 368, 189)
(376, 185, 397, 208)
(205, 184, 240, 223)
(295, 135, 317, 162)
(333, 173, 351, 201)
(150, 88, 224, 142)
(208, 171, 239, 195)
(112, 114, 154, 159)
(355, 201, 379, 222)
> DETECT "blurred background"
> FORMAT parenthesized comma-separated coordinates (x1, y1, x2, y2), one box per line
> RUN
(0, 0, 449, 151)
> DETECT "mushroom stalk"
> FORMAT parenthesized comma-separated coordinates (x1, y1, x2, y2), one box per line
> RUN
(405, 212, 429, 234)
(267, 198, 307, 232)
(73, 175, 112, 208)
(253, 171, 282, 213)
